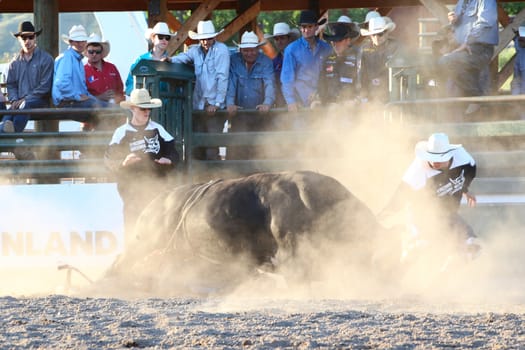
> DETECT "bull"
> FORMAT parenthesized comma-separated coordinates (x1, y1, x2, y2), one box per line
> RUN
(103, 171, 395, 295)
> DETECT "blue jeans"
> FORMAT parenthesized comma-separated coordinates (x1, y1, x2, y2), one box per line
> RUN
(438, 43, 494, 97)
(1, 97, 50, 132)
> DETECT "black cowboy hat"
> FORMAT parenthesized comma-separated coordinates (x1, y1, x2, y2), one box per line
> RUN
(323, 22, 360, 42)
(13, 21, 43, 38)
(299, 10, 327, 26)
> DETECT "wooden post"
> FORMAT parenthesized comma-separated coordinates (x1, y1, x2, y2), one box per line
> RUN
(148, 0, 168, 27)
(34, 0, 58, 133)
(237, 0, 257, 37)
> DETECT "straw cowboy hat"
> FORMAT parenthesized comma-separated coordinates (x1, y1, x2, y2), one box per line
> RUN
(12, 21, 42, 38)
(85, 33, 110, 58)
(234, 31, 266, 48)
(323, 22, 360, 42)
(120, 89, 162, 109)
(61, 24, 90, 44)
(188, 20, 224, 40)
(264, 22, 299, 40)
(144, 22, 174, 40)
(360, 16, 396, 36)
(415, 133, 461, 163)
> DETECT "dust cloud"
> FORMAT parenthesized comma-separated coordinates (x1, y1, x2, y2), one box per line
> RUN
(1, 102, 524, 314)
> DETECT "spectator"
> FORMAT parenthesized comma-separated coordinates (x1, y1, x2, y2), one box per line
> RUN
(170, 20, 230, 160)
(438, 0, 498, 115)
(380, 132, 480, 259)
(124, 22, 173, 96)
(227, 31, 275, 159)
(317, 21, 362, 107)
(264, 22, 299, 107)
(512, 22, 525, 95)
(104, 88, 179, 242)
(227, 31, 275, 114)
(360, 16, 399, 104)
(1, 21, 53, 134)
(84, 33, 124, 106)
(511, 22, 525, 120)
(281, 10, 331, 112)
(53, 24, 108, 109)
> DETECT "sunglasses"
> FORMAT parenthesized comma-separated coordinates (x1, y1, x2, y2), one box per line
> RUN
(21, 35, 35, 41)
(157, 34, 171, 41)
(87, 49, 102, 55)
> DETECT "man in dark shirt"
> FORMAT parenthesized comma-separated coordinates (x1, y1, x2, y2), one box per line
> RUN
(105, 88, 179, 245)
(2, 21, 53, 133)
(318, 21, 362, 107)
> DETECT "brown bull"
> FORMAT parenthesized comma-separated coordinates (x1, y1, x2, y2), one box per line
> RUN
(105, 171, 391, 294)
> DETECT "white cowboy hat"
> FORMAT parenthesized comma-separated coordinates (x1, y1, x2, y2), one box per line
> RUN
(144, 22, 174, 40)
(415, 133, 461, 163)
(85, 33, 110, 58)
(360, 16, 396, 36)
(337, 15, 352, 23)
(120, 89, 162, 109)
(188, 20, 224, 40)
(361, 17, 396, 36)
(234, 31, 266, 48)
(264, 22, 291, 38)
(61, 24, 89, 44)
(364, 10, 381, 24)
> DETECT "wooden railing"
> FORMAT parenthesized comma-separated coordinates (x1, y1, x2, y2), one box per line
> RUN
(0, 107, 126, 182)
(1, 102, 525, 196)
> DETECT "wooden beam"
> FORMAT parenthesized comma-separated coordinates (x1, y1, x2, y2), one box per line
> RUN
(34, 0, 59, 136)
(148, 0, 168, 27)
(12, 0, 525, 13)
(217, 1, 261, 42)
(418, 0, 448, 24)
(166, 12, 183, 31)
(167, 0, 222, 54)
(493, 8, 525, 60)
(498, 3, 511, 27)
(497, 54, 515, 90)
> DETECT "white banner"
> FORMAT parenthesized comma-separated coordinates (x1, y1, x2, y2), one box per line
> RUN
(0, 183, 124, 268)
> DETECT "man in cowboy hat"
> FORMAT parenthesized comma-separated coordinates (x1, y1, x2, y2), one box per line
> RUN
(281, 10, 331, 112)
(170, 20, 230, 160)
(125, 22, 173, 96)
(0, 21, 53, 138)
(84, 33, 124, 106)
(53, 24, 109, 111)
(360, 16, 400, 104)
(380, 133, 480, 260)
(105, 88, 179, 241)
(317, 21, 362, 106)
(264, 22, 299, 107)
(226, 31, 275, 159)
(227, 31, 275, 114)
